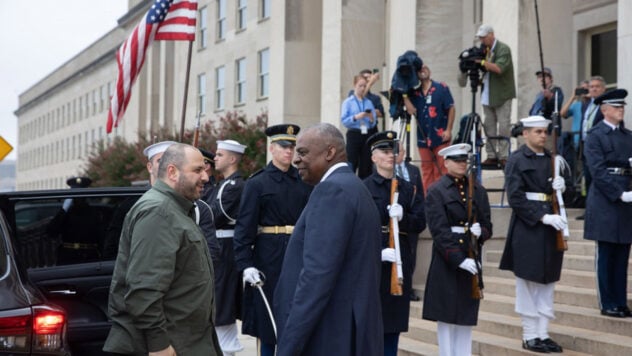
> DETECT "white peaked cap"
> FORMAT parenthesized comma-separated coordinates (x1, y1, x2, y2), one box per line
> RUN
(438, 143, 471, 158)
(520, 115, 551, 128)
(143, 141, 178, 159)
(217, 139, 247, 154)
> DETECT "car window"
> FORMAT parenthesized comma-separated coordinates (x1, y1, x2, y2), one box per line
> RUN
(14, 195, 139, 269)
(0, 214, 8, 278)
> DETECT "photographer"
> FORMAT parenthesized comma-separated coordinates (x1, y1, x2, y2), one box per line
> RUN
(560, 80, 589, 151)
(475, 24, 516, 166)
(348, 69, 385, 124)
(341, 74, 378, 178)
(401, 64, 455, 194)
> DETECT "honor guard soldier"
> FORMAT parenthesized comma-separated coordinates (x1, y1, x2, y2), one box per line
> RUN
(422, 143, 492, 356)
(363, 131, 426, 356)
(48, 176, 103, 265)
(233, 124, 312, 356)
(199, 148, 216, 200)
(205, 139, 247, 355)
(583, 89, 632, 318)
(500, 116, 567, 353)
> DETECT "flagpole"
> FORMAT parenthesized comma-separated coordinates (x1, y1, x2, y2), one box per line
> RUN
(179, 40, 194, 142)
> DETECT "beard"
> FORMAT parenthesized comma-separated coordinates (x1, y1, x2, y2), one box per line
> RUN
(176, 174, 200, 201)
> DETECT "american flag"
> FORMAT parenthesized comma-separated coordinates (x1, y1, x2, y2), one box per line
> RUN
(107, 0, 198, 133)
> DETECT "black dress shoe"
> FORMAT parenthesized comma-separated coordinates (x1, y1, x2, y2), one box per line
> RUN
(601, 308, 626, 318)
(409, 293, 420, 301)
(541, 338, 563, 353)
(618, 306, 632, 317)
(576, 214, 585, 220)
(522, 338, 549, 353)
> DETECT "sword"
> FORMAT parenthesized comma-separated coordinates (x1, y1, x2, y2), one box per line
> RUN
(248, 272, 277, 339)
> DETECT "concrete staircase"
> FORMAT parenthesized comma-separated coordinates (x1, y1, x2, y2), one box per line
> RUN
(401, 170, 632, 355)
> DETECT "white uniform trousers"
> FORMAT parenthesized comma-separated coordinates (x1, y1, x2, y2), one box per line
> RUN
(515, 277, 556, 340)
(437, 322, 472, 356)
(215, 323, 243, 356)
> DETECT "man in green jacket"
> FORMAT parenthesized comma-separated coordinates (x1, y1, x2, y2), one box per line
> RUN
(104, 143, 222, 356)
(476, 24, 516, 166)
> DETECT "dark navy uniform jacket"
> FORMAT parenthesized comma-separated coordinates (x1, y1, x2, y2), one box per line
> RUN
(363, 172, 425, 333)
(273, 165, 384, 356)
(584, 121, 632, 243)
(422, 174, 492, 325)
(206, 171, 245, 326)
(233, 161, 312, 344)
(499, 144, 564, 283)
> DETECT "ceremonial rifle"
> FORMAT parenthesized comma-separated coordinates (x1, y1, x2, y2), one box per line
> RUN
(551, 93, 569, 251)
(192, 111, 201, 147)
(389, 140, 404, 296)
(467, 136, 483, 300)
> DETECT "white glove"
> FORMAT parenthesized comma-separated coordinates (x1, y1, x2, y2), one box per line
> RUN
(459, 258, 478, 275)
(552, 176, 565, 192)
(541, 214, 567, 231)
(243, 267, 262, 285)
(381, 248, 396, 262)
(470, 222, 482, 237)
(388, 203, 403, 222)
(621, 191, 632, 203)
(62, 199, 73, 212)
(628, 158, 632, 168)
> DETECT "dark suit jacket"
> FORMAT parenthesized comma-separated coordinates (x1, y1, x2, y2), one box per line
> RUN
(273, 165, 384, 355)
(580, 99, 604, 140)
(404, 162, 423, 196)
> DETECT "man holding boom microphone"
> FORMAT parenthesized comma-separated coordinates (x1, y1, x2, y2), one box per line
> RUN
(363, 131, 426, 356)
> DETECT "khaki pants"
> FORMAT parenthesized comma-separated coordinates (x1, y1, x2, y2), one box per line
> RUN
(482, 100, 513, 159)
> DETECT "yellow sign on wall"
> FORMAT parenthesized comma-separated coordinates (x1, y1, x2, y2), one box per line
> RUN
(0, 136, 14, 162)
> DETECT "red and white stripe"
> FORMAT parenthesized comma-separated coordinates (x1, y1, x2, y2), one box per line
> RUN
(107, 0, 198, 133)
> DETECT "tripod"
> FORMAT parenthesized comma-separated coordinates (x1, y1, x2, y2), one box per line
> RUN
(461, 68, 484, 183)
(395, 108, 412, 163)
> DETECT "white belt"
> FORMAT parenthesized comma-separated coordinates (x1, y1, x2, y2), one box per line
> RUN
(216, 229, 235, 238)
(451, 226, 466, 234)
(525, 192, 552, 202)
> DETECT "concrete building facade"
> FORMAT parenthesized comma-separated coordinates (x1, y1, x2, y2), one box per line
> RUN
(15, 0, 627, 190)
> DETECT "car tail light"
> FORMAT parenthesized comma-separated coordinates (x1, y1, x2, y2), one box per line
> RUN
(0, 305, 66, 353)
(0, 307, 31, 352)
(32, 305, 66, 351)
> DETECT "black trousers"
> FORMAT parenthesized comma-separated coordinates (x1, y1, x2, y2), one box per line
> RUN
(346, 127, 377, 179)
(596, 240, 631, 310)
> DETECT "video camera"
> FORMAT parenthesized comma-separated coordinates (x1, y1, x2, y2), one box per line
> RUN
(387, 50, 423, 118)
(458, 46, 486, 74)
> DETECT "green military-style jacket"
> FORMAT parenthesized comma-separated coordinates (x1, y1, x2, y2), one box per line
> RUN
(104, 180, 221, 355)
(487, 39, 516, 108)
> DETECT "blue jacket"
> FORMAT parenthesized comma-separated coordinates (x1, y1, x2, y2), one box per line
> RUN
(274, 165, 383, 355)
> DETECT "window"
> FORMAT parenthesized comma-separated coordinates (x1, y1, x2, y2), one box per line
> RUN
(236, 58, 247, 104)
(260, 0, 270, 19)
(261, 0, 270, 20)
(197, 73, 207, 114)
(238, 0, 247, 30)
(215, 66, 225, 110)
(217, 0, 226, 41)
(590, 28, 617, 86)
(198, 6, 208, 49)
(258, 48, 269, 98)
(12, 194, 142, 268)
(100, 85, 105, 112)
(92, 90, 97, 115)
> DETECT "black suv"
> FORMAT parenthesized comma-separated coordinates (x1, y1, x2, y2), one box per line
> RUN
(0, 187, 146, 355)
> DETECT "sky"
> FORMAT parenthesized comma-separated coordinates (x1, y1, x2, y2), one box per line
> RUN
(0, 0, 129, 161)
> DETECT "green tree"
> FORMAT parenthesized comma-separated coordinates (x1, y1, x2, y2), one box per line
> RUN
(82, 111, 268, 187)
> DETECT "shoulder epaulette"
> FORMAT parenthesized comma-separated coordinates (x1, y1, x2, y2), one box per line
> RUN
(248, 168, 264, 179)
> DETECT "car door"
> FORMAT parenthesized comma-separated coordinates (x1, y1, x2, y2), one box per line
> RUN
(1, 188, 143, 355)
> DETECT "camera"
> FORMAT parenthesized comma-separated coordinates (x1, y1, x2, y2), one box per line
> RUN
(364, 109, 372, 113)
(387, 50, 423, 118)
(372, 68, 379, 74)
(458, 46, 487, 74)
(575, 88, 589, 96)
(390, 50, 423, 94)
